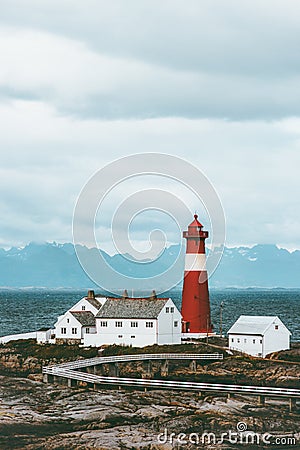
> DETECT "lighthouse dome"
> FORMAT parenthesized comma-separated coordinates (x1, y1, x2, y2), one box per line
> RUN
(188, 214, 203, 229)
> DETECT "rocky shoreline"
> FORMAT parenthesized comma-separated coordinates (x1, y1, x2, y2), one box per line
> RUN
(0, 340, 299, 449)
(1, 375, 299, 449)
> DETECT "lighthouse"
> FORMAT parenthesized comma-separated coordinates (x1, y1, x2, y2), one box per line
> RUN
(181, 214, 213, 336)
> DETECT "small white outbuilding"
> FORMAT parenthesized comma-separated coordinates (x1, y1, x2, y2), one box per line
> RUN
(228, 315, 291, 358)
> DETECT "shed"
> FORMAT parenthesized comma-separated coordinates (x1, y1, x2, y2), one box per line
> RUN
(228, 315, 291, 357)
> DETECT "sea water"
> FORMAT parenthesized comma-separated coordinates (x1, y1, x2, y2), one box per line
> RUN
(0, 289, 299, 341)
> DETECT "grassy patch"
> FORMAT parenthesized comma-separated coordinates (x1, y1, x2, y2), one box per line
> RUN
(101, 343, 227, 357)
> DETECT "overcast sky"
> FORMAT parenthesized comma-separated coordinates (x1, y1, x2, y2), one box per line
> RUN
(0, 0, 300, 253)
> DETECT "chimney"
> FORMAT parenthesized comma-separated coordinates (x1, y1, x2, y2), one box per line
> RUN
(87, 290, 95, 299)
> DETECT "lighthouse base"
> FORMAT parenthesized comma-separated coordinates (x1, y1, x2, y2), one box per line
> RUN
(181, 332, 216, 340)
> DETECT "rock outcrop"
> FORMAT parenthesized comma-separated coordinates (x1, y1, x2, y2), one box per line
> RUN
(0, 340, 299, 448)
(0, 375, 299, 449)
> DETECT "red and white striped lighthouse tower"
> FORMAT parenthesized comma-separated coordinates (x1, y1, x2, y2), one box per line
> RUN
(181, 214, 213, 335)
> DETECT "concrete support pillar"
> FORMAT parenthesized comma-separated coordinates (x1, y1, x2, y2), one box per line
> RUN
(43, 373, 49, 383)
(258, 395, 265, 406)
(189, 359, 197, 372)
(227, 393, 232, 400)
(161, 360, 169, 377)
(289, 398, 297, 413)
(109, 363, 119, 377)
(145, 360, 152, 377)
(68, 378, 77, 388)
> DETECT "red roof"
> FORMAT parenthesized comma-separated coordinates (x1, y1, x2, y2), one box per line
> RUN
(188, 214, 203, 228)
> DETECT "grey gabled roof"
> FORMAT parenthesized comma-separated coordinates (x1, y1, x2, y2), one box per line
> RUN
(227, 315, 289, 336)
(71, 311, 96, 327)
(86, 297, 102, 310)
(96, 298, 169, 319)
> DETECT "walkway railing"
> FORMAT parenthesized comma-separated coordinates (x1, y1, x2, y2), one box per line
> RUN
(46, 352, 223, 370)
(42, 365, 300, 399)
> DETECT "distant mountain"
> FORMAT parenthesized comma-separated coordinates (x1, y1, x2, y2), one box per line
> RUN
(0, 242, 299, 289)
(210, 244, 300, 288)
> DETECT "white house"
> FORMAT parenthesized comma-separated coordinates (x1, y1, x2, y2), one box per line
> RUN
(228, 315, 291, 358)
(54, 290, 103, 344)
(84, 295, 182, 347)
(55, 310, 97, 344)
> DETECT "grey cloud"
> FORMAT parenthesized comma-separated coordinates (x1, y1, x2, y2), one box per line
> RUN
(1, 0, 300, 76)
(0, 1, 300, 119)
(0, 1, 299, 250)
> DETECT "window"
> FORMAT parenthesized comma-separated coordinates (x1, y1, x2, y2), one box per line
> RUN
(231, 338, 234, 343)
(174, 321, 178, 327)
(131, 335, 135, 338)
(244, 339, 247, 343)
(118, 335, 123, 338)
(86, 328, 90, 334)
(253, 339, 256, 344)
(100, 321, 108, 327)
(82, 305, 86, 311)
(146, 321, 154, 328)
(72, 328, 77, 335)
(131, 321, 138, 328)
(166, 307, 169, 313)
(67, 318, 69, 323)
(237, 338, 240, 343)
(61, 327, 66, 334)
(115, 321, 123, 327)
(170, 307, 174, 313)
(260, 339, 262, 344)
(275, 325, 279, 330)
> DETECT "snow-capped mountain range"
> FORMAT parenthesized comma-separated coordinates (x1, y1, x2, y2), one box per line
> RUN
(0, 242, 299, 289)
